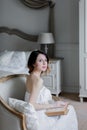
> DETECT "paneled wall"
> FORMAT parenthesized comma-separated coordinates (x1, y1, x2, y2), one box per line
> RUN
(55, 43, 79, 93)
(54, 0, 79, 93)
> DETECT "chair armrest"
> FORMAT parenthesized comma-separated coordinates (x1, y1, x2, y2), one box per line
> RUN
(0, 96, 27, 130)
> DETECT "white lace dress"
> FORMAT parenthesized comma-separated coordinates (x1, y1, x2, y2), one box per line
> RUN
(24, 86, 78, 130)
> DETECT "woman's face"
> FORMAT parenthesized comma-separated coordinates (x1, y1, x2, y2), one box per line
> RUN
(33, 54, 48, 72)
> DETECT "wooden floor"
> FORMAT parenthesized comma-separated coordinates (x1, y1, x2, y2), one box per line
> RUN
(59, 92, 87, 102)
(59, 92, 80, 101)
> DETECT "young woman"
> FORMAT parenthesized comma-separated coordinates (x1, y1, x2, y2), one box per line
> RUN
(24, 50, 78, 130)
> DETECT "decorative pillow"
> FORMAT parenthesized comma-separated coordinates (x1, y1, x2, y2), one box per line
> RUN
(0, 50, 14, 66)
(0, 51, 29, 74)
(9, 51, 26, 69)
(8, 98, 39, 130)
(25, 51, 31, 62)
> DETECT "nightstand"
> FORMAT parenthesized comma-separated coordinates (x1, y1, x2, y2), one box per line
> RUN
(42, 59, 62, 97)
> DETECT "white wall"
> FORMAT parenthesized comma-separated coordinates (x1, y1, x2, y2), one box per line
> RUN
(0, 0, 79, 93)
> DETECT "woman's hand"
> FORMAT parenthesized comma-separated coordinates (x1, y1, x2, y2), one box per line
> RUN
(53, 101, 69, 108)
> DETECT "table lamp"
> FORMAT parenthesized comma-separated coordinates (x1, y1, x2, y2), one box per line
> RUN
(38, 32, 55, 54)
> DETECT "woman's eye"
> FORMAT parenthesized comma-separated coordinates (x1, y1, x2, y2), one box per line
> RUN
(38, 59, 47, 62)
(39, 59, 42, 62)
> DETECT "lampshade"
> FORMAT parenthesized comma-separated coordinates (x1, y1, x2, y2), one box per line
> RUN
(38, 33, 55, 54)
(38, 33, 54, 44)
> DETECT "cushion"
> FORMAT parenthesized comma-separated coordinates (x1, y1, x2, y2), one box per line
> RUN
(0, 51, 29, 74)
(25, 51, 32, 63)
(10, 51, 26, 68)
(0, 50, 14, 66)
(8, 98, 39, 130)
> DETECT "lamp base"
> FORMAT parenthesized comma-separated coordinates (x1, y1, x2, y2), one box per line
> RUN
(40, 44, 54, 58)
(40, 44, 48, 54)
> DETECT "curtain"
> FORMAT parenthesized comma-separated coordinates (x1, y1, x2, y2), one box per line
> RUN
(21, 0, 55, 9)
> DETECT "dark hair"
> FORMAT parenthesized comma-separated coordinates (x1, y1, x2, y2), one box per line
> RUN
(27, 50, 50, 74)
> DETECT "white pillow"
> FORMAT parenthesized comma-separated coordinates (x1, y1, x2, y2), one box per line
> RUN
(0, 51, 28, 74)
(8, 98, 39, 130)
(25, 51, 32, 63)
(10, 51, 26, 69)
(0, 50, 14, 66)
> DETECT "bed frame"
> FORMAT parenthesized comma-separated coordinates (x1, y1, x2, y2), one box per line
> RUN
(0, 26, 38, 42)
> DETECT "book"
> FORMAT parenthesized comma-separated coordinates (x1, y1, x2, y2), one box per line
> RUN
(45, 104, 69, 116)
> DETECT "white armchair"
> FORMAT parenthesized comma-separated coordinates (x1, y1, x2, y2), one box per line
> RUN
(0, 74, 27, 130)
(0, 74, 78, 130)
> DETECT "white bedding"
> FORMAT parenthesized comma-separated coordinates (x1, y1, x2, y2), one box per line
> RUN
(0, 70, 14, 78)
(0, 50, 31, 78)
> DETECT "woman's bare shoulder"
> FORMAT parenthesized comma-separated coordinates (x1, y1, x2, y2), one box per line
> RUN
(27, 73, 40, 84)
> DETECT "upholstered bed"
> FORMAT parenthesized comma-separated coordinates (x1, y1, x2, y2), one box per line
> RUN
(0, 15, 39, 77)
